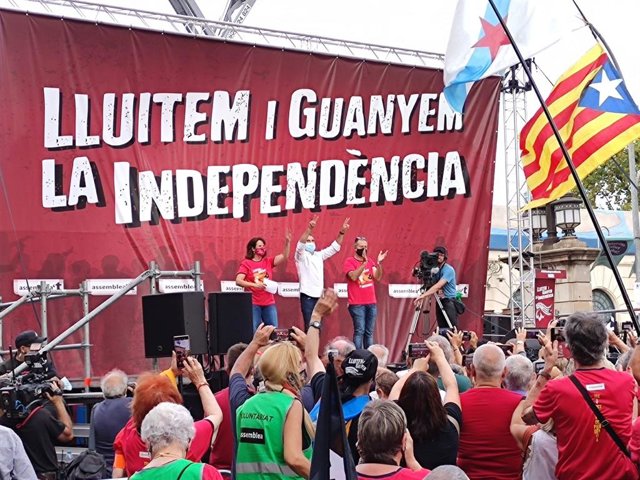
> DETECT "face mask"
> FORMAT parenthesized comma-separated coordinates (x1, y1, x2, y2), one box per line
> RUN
(304, 243, 316, 254)
(355, 248, 365, 257)
(255, 247, 267, 257)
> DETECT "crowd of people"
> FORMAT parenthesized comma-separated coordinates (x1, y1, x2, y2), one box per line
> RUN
(3, 292, 640, 479)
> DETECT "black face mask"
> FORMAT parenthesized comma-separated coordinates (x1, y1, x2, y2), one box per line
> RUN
(356, 248, 365, 257)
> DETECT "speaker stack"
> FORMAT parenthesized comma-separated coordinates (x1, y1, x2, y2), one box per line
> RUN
(141, 292, 207, 358)
(141, 291, 254, 358)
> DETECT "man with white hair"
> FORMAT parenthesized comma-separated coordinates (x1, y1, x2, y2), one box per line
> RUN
(368, 344, 389, 368)
(504, 355, 535, 396)
(324, 336, 355, 376)
(89, 369, 131, 477)
(458, 344, 524, 479)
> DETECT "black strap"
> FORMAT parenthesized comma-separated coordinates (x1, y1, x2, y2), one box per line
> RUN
(176, 462, 192, 480)
(568, 374, 630, 458)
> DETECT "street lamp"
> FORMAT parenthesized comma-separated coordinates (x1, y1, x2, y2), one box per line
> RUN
(553, 195, 582, 237)
(524, 207, 548, 242)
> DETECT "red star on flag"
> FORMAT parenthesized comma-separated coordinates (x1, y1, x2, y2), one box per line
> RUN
(472, 16, 510, 60)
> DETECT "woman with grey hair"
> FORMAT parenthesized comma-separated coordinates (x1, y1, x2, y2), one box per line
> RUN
(130, 402, 222, 480)
(356, 400, 430, 479)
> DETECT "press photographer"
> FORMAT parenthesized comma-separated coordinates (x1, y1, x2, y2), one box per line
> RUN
(0, 330, 58, 379)
(0, 378, 73, 479)
(413, 246, 460, 329)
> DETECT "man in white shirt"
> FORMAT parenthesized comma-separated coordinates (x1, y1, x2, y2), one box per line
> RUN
(295, 215, 349, 329)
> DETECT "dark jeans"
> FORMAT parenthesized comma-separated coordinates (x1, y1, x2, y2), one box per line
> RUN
(348, 304, 377, 349)
(436, 297, 458, 329)
(300, 292, 319, 331)
(252, 304, 278, 331)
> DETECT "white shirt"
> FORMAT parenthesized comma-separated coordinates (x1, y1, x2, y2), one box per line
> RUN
(295, 240, 341, 297)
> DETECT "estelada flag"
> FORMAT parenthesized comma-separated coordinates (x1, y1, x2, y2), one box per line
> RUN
(309, 355, 357, 480)
(520, 43, 640, 209)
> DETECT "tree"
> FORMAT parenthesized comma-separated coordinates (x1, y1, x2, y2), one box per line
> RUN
(576, 141, 639, 210)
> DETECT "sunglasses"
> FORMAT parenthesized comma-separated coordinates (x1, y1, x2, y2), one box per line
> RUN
(355, 236, 367, 241)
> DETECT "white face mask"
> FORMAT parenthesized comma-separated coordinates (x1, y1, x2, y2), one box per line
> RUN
(305, 243, 316, 253)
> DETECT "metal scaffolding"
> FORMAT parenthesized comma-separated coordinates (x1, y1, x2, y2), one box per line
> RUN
(0, 0, 444, 69)
(502, 62, 535, 328)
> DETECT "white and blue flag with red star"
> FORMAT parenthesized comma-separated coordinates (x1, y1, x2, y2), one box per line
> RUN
(443, 0, 584, 113)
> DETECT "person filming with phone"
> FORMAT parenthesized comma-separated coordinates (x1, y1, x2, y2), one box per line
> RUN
(414, 246, 459, 330)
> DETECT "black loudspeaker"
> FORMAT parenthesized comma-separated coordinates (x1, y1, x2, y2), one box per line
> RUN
(142, 292, 207, 358)
(208, 292, 253, 354)
(483, 314, 512, 337)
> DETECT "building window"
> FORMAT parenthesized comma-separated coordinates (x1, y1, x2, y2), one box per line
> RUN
(592, 289, 616, 325)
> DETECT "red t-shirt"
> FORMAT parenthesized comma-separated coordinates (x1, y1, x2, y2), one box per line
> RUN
(533, 369, 637, 480)
(343, 257, 377, 305)
(113, 417, 214, 476)
(458, 387, 523, 480)
(209, 387, 232, 470)
(629, 417, 640, 464)
(357, 467, 430, 479)
(237, 257, 276, 306)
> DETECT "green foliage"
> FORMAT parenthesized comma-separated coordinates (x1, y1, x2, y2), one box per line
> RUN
(575, 142, 639, 210)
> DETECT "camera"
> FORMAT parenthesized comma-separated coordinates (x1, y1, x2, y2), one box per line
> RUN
(0, 346, 58, 419)
(408, 343, 429, 358)
(462, 331, 471, 341)
(412, 251, 441, 288)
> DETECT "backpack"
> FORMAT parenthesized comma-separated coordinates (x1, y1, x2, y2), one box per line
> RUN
(63, 449, 107, 480)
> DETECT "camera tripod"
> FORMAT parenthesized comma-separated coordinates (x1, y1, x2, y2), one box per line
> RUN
(404, 288, 454, 356)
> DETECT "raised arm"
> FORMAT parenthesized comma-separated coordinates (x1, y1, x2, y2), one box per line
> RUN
(373, 250, 388, 281)
(230, 323, 275, 378)
(183, 357, 223, 430)
(389, 357, 429, 401)
(293, 289, 339, 379)
(274, 230, 292, 266)
(427, 340, 460, 407)
(299, 215, 318, 244)
(335, 217, 350, 246)
(522, 335, 557, 425)
(414, 278, 447, 304)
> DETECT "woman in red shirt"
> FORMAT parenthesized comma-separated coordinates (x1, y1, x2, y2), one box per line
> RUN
(236, 233, 291, 331)
(112, 357, 223, 478)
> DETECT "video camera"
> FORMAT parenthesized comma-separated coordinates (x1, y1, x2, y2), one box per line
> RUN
(0, 345, 57, 419)
(412, 250, 441, 289)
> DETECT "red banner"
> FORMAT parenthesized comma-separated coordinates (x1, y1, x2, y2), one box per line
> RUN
(0, 10, 500, 376)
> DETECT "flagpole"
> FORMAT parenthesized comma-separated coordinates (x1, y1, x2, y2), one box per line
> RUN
(486, 0, 640, 331)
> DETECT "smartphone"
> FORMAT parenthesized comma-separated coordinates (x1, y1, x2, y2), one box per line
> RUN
(463, 353, 474, 367)
(498, 343, 514, 355)
(533, 360, 545, 374)
(270, 328, 293, 342)
(173, 335, 190, 369)
(551, 327, 565, 343)
(526, 330, 540, 339)
(408, 343, 429, 358)
(462, 331, 471, 341)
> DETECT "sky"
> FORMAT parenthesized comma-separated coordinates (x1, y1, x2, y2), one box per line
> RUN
(21, 0, 640, 206)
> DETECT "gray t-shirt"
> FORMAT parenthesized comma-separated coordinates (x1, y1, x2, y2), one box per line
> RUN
(0, 425, 38, 480)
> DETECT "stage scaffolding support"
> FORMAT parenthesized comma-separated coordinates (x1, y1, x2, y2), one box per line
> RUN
(1, 261, 204, 385)
(502, 61, 535, 328)
(0, 0, 444, 69)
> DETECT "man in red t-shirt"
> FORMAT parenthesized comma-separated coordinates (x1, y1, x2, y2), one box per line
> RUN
(343, 236, 388, 349)
(458, 344, 523, 480)
(522, 312, 637, 480)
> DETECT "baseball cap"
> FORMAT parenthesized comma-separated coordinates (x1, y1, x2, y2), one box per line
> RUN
(433, 246, 448, 257)
(341, 349, 378, 386)
(15, 330, 46, 349)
